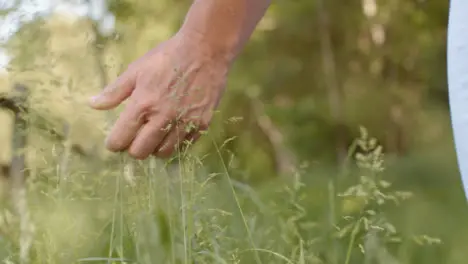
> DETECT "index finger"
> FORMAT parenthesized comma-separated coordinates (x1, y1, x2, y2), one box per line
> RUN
(105, 98, 152, 152)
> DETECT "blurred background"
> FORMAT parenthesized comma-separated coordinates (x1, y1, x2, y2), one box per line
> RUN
(0, 0, 465, 264)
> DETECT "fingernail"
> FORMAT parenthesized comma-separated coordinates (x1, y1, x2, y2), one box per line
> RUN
(89, 95, 102, 104)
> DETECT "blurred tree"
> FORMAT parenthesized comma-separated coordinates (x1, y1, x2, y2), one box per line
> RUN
(0, 0, 451, 180)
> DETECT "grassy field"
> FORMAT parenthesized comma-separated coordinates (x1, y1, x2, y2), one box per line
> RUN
(0, 2, 461, 263)
(0, 125, 465, 264)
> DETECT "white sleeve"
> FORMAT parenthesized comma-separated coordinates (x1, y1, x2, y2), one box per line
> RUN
(448, 0, 468, 199)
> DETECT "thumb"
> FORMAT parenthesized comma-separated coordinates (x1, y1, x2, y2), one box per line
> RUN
(88, 69, 137, 110)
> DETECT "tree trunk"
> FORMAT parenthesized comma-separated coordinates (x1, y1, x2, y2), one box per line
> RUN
(317, 0, 347, 164)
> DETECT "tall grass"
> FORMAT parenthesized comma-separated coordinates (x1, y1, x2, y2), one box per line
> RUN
(0, 125, 439, 264)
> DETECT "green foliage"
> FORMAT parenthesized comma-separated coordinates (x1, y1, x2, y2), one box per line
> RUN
(336, 127, 439, 264)
(0, 128, 441, 264)
(0, 0, 465, 263)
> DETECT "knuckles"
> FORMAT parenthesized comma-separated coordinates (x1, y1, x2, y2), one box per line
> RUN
(134, 99, 155, 115)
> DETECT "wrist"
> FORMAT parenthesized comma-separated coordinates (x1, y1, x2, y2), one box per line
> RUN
(176, 26, 238, 66)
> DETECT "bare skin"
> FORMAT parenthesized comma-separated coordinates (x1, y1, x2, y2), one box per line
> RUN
(88, 0, 271, 160)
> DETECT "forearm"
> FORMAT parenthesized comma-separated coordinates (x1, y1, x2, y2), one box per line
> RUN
(179, 0, 271, 63)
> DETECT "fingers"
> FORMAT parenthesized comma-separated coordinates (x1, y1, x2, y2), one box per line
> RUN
(127, 118, 171, 160)
(153, 123, 191, 159)
(179, 131, 202, 154)
(104, 98, 152, 152)
(89, 68, 137, 110)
